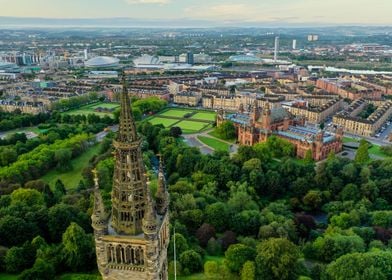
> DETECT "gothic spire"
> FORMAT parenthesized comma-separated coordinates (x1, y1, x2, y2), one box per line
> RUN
(156, 155, 169, 215)
(143, 188, 158, 237)
(117, 74, 138, 143)
(91, 169, 108, 231)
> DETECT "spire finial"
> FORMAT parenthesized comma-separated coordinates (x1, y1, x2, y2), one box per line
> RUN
(143, 188, 158, 236)
(91, 169, 108, 231)
(156, 155, 169, 215)
(117, 72, 138, 143)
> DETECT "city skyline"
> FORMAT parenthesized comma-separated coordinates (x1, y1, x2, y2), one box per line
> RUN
(0, 0, 391, 26)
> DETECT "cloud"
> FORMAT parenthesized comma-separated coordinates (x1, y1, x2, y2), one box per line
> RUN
(183, 0, 392, 24)
(185, 4, 255, 20)
(125, 0, 170, 4)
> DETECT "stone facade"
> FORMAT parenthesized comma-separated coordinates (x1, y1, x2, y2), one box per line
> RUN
(333, 99, 392, 137)
(173, 91, 202, 106)
(92, 78, 169, 280)
(218, 102, 343, 161)
(283, 98, 343, 124)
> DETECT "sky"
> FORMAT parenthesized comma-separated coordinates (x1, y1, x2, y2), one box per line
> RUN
(0, 0, 391, 25)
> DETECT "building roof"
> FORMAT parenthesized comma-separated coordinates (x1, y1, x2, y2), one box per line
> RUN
(85, 56, 120, 68)
(268, 107, 291, 123)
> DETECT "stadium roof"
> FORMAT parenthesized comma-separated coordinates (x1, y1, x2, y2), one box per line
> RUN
(85, 56, 120, 68)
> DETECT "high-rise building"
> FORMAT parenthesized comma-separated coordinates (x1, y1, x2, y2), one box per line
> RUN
(274, 36, 279, 62)
(307, 34, 319, 42)
(92, 76, 170, 280)
(186, 51, 194, 65)
(292, 39, 297, 50)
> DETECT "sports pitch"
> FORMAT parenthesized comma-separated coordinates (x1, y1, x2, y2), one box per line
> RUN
(146, 108, 216, 134)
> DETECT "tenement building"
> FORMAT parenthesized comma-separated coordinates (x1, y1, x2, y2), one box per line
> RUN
(217, 102, 343, 161)
(91, 78, 169, 280)
(333, 99, 392, 137)
(282, 97, 343, 124)
(316, 78, 383, 100)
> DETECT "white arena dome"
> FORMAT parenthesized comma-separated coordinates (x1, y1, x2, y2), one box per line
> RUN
(85, 56, 120, 68)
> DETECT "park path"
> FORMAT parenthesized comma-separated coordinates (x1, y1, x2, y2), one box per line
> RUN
(182, 129, 238, 155)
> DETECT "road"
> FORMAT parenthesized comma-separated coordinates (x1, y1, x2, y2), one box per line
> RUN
(95, 125, 118, 142)
(182, 129, 239, 155)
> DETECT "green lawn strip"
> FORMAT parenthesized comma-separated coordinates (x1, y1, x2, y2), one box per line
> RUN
(41, 143, 102, 190)
(148, 117, 180, 128)
(200, 123, 213, 132)
(343, 137, 358, 143)
(343, 137, 387, 157)
(0, 274, 18, 280)
(65, 109, 112, 117)
(191, 112, 216, 122)
(89, 103, 119, 109)
(176, 121, 208, 132)
(159, 109, 195, 118)
(1, 126, 43, 136)
(208, 129, 236, 143)
(56, 273, 102, 280)
(197, 136, 230, 151)
(63, 102, 117, 117)
(368, 145, 387, 158)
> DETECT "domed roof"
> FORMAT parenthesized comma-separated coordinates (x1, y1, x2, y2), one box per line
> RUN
(85, 56, 120, 68)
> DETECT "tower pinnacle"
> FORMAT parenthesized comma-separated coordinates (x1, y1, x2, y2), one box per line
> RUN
(91, 169, 108, 232)
(117, 75, 138, 143)
(156, 155, 169, 215)
(143, 188, 158, 237)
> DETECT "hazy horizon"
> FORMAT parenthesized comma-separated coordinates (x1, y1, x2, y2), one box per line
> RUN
(0, 0, 391, 26)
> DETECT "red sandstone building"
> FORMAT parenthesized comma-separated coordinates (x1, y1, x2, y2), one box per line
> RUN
(217, 102, 343, 161)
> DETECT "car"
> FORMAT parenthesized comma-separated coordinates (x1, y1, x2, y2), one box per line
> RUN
(376, 133, 381, 137)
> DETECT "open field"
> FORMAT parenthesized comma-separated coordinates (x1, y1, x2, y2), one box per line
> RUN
(63, 102, 119, 117)
(148, 117, 180, 127)
(343, 137, 387, 158)
(159, 108, 193, 118)
(191, 112, 217, 122)
(41, 144, 102, 190)
(198, 136, 230, 151)
(146, 108, 216, 134)
(176, 121, 210, 133)
(0, 126, 44, 139)
(208, 129, 236, 143)
(89, 103, 119, 110)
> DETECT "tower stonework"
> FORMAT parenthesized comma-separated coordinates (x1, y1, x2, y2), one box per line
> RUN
(92, 77, 169, 280)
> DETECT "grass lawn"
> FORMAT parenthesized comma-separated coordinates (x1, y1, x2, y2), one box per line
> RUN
(57, 273, 101, 280)
(63, 102, 118, 117)
(191, 112, 216, 122)
(343, 137, 358, 143)
(342, 137, 387, 158)
(148, 117, 180, 127)
(368, 145, 387, 158)
(89, 103, 119, 110)
(208, 129, 236, 143)
(198, 136, 230, 151)
(65, 109, 111, 117)
(41, 143, 102, 190)
(159, 109, 194, 118)
(177, 121, 209, 133)
(0, 274, 18, 280)
(0, 126, 48, 140)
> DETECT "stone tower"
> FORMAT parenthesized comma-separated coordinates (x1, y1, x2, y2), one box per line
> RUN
(92, 76, 169, 280)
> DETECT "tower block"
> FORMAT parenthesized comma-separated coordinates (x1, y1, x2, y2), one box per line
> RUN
(92, 76, 169, 280)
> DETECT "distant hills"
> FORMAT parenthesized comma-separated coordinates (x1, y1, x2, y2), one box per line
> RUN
(0, 16, 391, 30)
